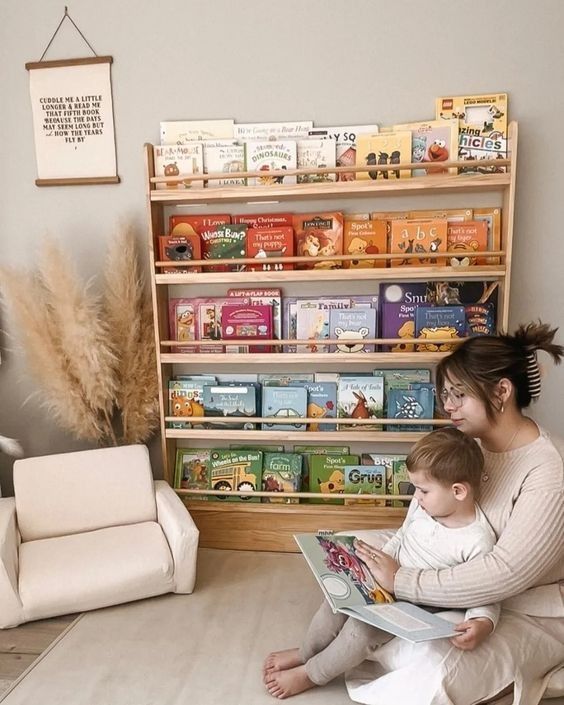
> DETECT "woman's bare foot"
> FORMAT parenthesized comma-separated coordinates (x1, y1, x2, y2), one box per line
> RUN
(263, 648, 303, 676)
(265, 664, 315, 699)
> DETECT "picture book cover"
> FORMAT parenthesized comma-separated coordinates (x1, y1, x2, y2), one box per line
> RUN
(232, 213, 294, 228)
(209, 449, 263, 502)
(282, 296, 301, 352)
(294, 533, 459, 642)
(408, 208, 473, 223)
(246, 226, 294, 271)
(446, 221, 488, 267)
(302, 381, 337, 432)
(387, 385, 435, 432)
(307, 124, 380, 181)
(392, 459, 414, 507)
(389, 219, 448, 267)
(344, 464, 386, 506)
(261, 452, 303, 504)
(174, 448, 211, 499)
(169, 213, 231, 237)
(308, 454, 359, 504)
(158, 234, 201, 274)
(167, 379, 207, 429)
(221, 304, 273, 353)
(465, 303, 495, 337)
(293, 212, 344, 270)
(228, 288, 282, 345)
(259, 373, 315, 386)
(343, 219, 387, 269)
(436, 93, 508, 173)
(244, 141, 297, 186)
(153, 144, 204, 189)
(356, 131, 412, 180)
(424, 280, 499, 308)
(382, 369, 432, 401)
(194, 296, 248, 354)
(473, 207, 502, 264)
(361, 453, 407, 504)
(296, 138, 336, 183)
(329, 307, 377, 353)
(415, 305, 466, 352)
(379, 282, 429, 352)
(261, 386, 308, 431)
(337, 375, 384, 430)
(202, 384, 257, 429)
(393, 119, 459, 176)
(295, 297, 351, 353)
(202, 140, 246, 187)
(201, 224, 247, 272)
(294, 444, 351, 491)
(234, 121, 313, 142)
(160, 119, 234, 143)
(169, 299, 197, 353)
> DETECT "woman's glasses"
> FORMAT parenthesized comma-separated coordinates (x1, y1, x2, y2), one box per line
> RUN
(436, 386, 467, 409)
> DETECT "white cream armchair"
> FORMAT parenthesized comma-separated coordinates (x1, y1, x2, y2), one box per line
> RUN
(0, 444, 199, 629)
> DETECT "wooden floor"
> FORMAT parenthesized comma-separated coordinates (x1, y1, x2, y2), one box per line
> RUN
(0, 614, 76, 695)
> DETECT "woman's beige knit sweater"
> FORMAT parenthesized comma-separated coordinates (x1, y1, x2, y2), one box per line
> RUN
(395, 428, 564, 616)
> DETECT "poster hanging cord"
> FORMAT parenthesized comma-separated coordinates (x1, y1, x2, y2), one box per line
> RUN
(39, 6, 98, 62)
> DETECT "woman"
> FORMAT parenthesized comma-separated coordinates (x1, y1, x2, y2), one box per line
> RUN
(349, 321, 564, 705)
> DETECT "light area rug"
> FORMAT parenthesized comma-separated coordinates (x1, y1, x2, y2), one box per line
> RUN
(0, 548, 347, 705)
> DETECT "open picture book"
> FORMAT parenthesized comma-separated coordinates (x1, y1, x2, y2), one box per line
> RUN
(295, 533, 458, 643)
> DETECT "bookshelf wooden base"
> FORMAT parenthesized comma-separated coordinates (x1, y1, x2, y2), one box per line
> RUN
(184, 500, 407, 552)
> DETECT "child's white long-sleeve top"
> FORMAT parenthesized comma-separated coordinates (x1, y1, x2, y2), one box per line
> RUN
(382, 500, 501, 628)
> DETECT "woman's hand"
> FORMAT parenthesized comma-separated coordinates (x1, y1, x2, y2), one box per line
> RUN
(354, 539, 400, 594)
(450, 618, 494, 651)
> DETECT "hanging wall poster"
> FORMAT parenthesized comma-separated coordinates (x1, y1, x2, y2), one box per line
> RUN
(26, 57, 119, 186)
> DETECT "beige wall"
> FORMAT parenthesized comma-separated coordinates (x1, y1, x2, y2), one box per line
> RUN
(1, 0, 563, 493)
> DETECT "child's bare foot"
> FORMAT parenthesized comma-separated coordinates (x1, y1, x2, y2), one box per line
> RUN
(265, 665, 315, 699)
(263, 648, 303, 676)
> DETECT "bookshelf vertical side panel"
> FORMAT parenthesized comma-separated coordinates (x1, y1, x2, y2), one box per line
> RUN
(499, 121, 518, 331)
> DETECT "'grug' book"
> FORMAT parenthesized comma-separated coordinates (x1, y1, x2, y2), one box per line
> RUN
(295, 533, 458, 643)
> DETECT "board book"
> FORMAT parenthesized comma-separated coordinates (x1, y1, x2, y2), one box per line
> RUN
(356, 131, 412, 180)
(307, 124, 380, 181)
(295, 533, 458, 642)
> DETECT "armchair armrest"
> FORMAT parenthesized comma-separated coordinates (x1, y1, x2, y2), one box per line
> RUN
(0, 497, 24, 628)
(154, 481, 199, 594)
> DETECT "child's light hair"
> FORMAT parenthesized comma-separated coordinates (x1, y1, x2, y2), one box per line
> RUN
(406, 427, 484, 495)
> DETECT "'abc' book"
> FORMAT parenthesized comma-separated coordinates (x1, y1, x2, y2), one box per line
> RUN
(343, 220, 387, 269)
(329, 308, 377, 353)
(389, 220, 448, 267)
(356, 131, 412, 180)
(415, 305, 466, 352)
(209, 450, 263, 502)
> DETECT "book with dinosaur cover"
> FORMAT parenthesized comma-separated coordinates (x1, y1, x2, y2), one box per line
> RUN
(244, 140, 297, 185)
(295, 533, 458, 642)
(356, 131, 412, 180)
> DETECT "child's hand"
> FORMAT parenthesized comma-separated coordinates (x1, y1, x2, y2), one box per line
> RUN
(353, 539, 400, 594)
(450, 618, 494, 651)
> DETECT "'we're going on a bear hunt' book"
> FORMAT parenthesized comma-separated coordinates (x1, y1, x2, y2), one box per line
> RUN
(295, 533, 458, 643)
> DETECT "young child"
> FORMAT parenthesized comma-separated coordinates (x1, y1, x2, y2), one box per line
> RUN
(263, 427, 499, 699)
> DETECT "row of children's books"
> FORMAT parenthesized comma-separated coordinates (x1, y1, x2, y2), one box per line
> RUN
(169, 281, 497, 354)
(174, 444, 413, 507)
(155, 92, 508, 188)
(158, 207, 501, 272)
(168, 369, 435, 431)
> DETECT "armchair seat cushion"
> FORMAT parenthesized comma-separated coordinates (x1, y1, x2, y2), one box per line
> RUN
(19, 521, 174, 622)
